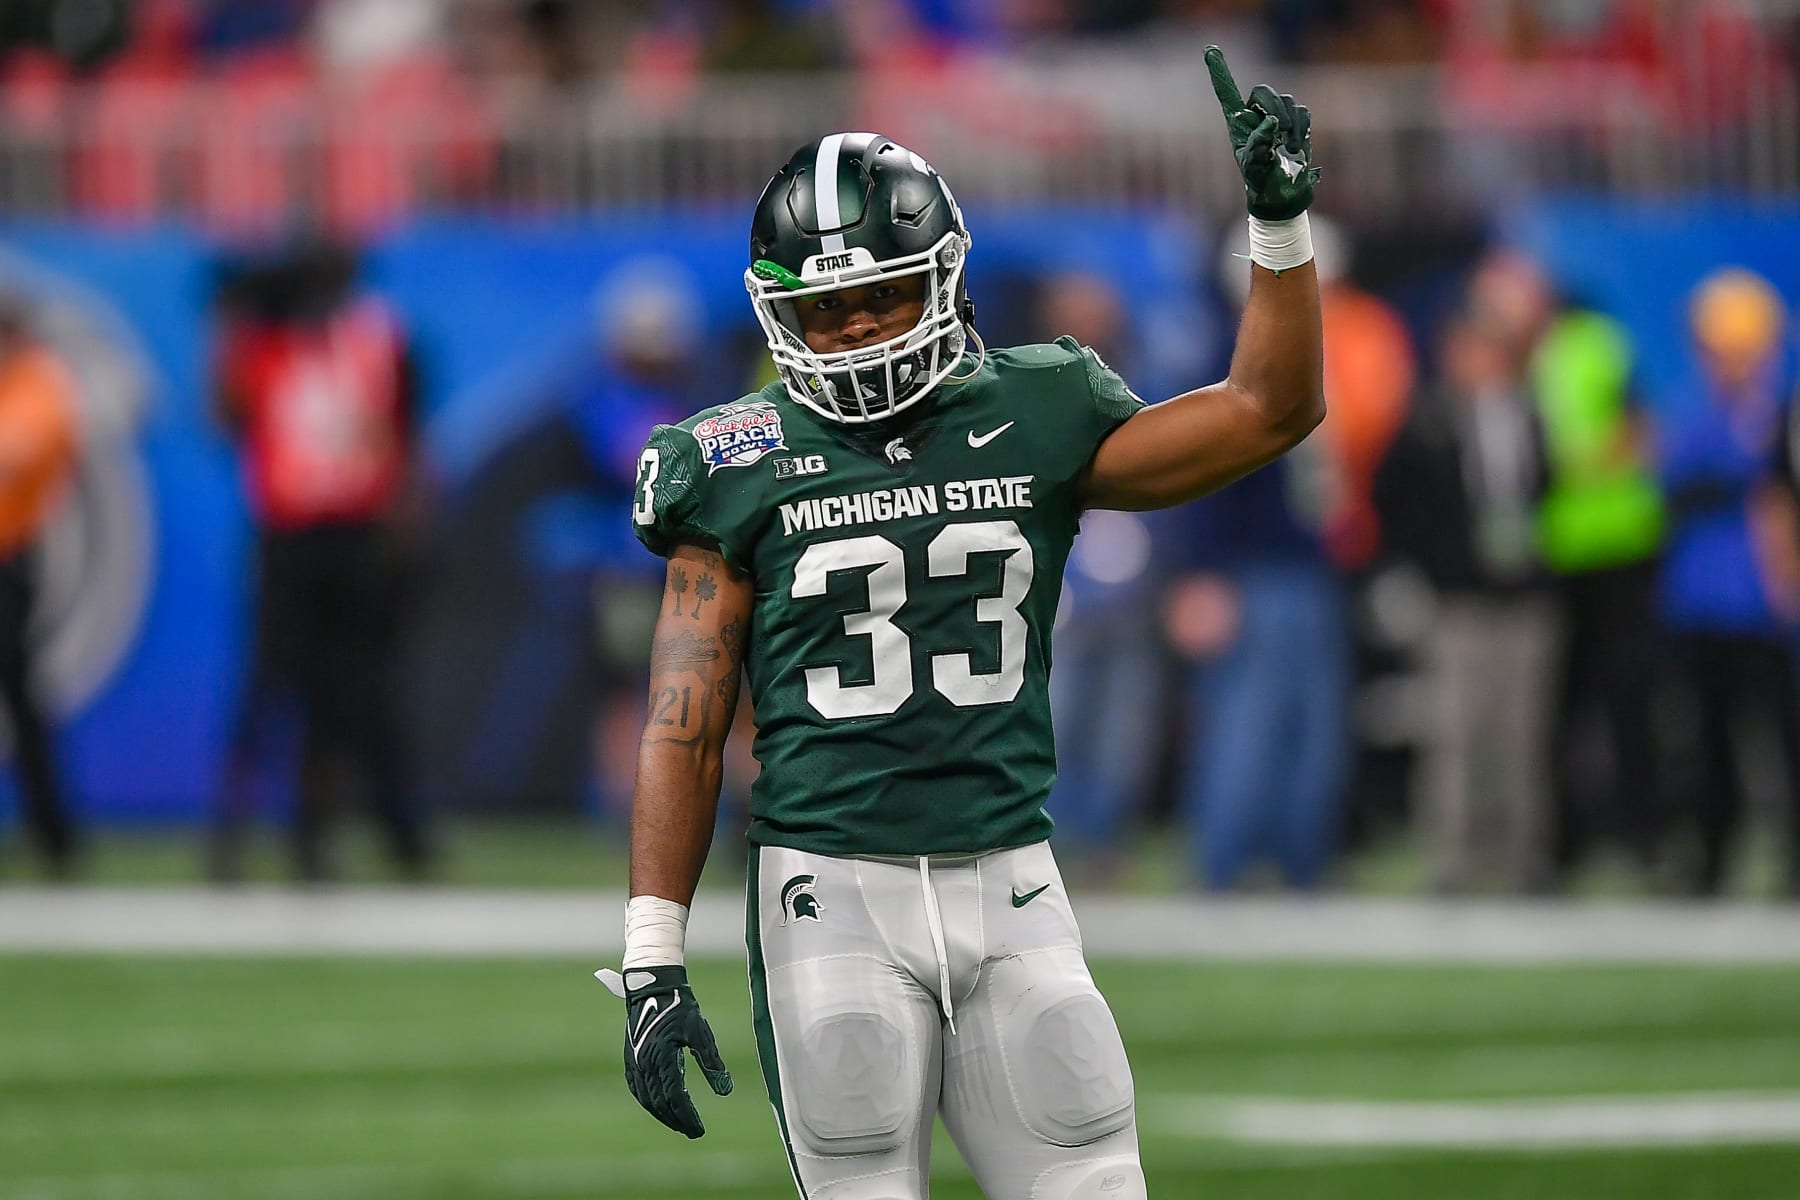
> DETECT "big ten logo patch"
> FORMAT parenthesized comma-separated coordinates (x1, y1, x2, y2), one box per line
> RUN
(693, 401, 786, 474)
(773, 454, 828, 479)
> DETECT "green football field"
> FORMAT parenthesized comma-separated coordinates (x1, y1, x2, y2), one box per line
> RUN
(6, 956, 1800, 1199)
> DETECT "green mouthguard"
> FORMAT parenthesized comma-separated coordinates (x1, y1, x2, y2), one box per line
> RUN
(751, 259, 807, 291)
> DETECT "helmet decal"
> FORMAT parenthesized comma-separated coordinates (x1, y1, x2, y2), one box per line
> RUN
(810, 131, 852, 247)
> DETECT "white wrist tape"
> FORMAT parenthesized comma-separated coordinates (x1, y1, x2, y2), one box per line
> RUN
(1246, 212, 1314, 273)
(622, 895, 689, 969)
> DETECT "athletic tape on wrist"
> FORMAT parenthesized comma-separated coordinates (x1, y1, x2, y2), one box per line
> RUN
(1246, 213, 1314, 273)
(622, 895, 689, 970)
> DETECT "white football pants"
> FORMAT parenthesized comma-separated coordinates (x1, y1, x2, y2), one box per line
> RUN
(746, 841, 1145, 1200)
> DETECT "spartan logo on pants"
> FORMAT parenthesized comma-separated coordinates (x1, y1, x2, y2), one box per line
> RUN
(780, 874, 825, 924)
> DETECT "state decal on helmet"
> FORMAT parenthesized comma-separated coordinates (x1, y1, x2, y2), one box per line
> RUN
(746, 132, 978, 424)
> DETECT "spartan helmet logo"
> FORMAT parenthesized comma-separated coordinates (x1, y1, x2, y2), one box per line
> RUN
(884, 437, 911, 465)
(780, 874, 825, 925)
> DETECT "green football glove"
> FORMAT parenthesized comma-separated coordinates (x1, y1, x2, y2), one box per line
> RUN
(1206, 45, 1321, 221)
(596, 965, 733, 1139)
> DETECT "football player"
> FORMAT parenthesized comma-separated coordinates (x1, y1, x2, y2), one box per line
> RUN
(597, 48, 1323, 1199)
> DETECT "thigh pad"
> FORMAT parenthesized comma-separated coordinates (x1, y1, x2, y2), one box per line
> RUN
(789, 1005, 914, 1156)
(996, 958, 1135, 1147)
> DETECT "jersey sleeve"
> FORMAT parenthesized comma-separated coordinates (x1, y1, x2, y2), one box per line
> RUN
(631, 423, 752, 569)
(1055, 334, 1145, 449)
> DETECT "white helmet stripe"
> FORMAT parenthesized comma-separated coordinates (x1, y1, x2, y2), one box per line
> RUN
(814, 132, 848, 255)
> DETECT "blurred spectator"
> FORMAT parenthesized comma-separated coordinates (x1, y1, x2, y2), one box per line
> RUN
(0, 296, 79, 876)
(569, 260, 716, 816)
(196, 0, 310, 58)
(1217, 215, 1415, 571)
(704, 0, 841, 72)
(317, 0, 497, 233)
(1376, 298, 1553, 894)
(196, 43, 315, 234)
(621, 0, 841, 80)
(1315, 218, 1416, 570)
(75, 0, 199, 222)
(0, 0, 128, 68)
(1166, 408, 1351, 889)
(1530, 302, 1666, 884)
(1043, 274, 1169, 878)
(1269, 0, 1441, 63)
(211, 241, 433, 883)
(314, 0, 442, 77)
(1657, 267, 1800, 897)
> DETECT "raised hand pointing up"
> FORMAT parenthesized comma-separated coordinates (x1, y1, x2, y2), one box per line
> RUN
(1206, 45, 1322, 222)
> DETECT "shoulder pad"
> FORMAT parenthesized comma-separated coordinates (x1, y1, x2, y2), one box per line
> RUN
(983, 337, 1090, 373)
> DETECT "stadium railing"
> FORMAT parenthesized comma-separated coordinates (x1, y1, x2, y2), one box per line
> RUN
(0, 58, 1794, 230)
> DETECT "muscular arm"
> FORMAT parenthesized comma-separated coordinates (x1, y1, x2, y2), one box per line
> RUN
(628, 543, 754, 904)
(1079, 260, 1324, 512)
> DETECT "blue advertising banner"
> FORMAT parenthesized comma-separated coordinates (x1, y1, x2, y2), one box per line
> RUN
(0, 209, 1206, 822)
(3, 202, 1794, 825)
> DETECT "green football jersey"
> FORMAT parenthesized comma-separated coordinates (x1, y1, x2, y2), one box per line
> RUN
(632, 336, 1143, 856)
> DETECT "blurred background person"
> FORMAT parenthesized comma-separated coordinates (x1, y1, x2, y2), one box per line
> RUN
(1161, 217, 1415, 893)
(1309, 216, 1416, 574)
(0, 294, 78, 877)
(1042, 272, 1171, 881)
(1376, 285, 1554, 895)
(567, 260, 762, 847)
(1656, 268, 1800, 898)
(1297, 216, 1418, 856)
(1530, 298, 1667, 887)
(210, 240, 433, 883)
(1165, 353, 1352, 891)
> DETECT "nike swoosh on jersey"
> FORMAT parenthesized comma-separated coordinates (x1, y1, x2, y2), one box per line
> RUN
(1011, 884, 1050, 907)
(968, 421, 1016, 448)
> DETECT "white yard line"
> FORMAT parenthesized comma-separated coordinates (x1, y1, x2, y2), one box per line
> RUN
(3, 888, 1800, 962)
(1152, 1091, 1800, 1149)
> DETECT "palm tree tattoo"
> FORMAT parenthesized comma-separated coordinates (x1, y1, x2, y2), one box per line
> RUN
(692, 573, 718, 617)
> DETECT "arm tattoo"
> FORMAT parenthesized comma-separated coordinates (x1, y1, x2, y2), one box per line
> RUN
(719, 617, 745, 667)
(652, 629, 719, 668)
(644, 546, 748, 749)
(692, 573, 718, 617)
(645, 681, 712, 747)
(716, 616, 746, 706)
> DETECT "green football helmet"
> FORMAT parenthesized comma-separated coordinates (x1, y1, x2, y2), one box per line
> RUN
(746, 132, 978, 424)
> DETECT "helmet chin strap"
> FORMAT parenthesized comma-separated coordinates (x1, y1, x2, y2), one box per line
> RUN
(943, 324, 987, 384)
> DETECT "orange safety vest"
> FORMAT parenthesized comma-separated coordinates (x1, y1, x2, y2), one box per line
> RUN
(0, 345, 79, 557)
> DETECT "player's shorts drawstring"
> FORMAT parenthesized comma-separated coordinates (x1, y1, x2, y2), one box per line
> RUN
(917, 855, 957, 1035)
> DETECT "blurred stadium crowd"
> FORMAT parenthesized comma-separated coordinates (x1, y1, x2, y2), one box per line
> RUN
(0, 0, 1793, 224)
(0, 0, 1796, 901)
